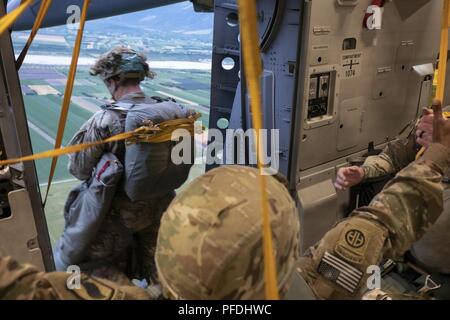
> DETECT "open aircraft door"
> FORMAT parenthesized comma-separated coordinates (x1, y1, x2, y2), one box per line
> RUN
(0, 0, 53, 271)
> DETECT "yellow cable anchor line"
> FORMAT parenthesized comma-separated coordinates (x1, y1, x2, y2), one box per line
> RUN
(436, 0, 450, 102)
(237, 0, 279, 300)
(44, 0, 91, 206)
(16, 0, 53, 69)
(0, 114, 201, 167)
(0, 0, 34, 36)
(417, 0, 450, 159)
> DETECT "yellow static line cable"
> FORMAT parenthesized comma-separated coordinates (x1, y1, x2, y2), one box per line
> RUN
(436, 0, 450, 102)
(237, 0, 280, 300)
(0, 114, 201, 167)
(44, 0, 90, 205)
(417, 0, 450, 159)
(0, 0, 34, 36)
(16, 0, 53, 69)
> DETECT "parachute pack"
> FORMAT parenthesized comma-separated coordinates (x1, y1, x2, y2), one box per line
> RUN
(109, 98, 195, 202)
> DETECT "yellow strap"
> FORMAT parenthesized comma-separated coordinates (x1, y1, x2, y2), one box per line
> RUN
(16, 0, 53, 69)
(416, 0, 450, 159)
(0, 114, 200, 167)
(44, 0, 90, 205)
(127, 115, 200, 144)
(237, 0, 279, 300)
(437, 0, 450, 102)
(0, 0, 34, 36)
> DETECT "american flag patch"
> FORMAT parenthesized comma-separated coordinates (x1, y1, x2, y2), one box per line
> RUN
(317, 252, 363, 293)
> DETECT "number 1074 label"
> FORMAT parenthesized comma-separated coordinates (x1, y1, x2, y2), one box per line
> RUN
(341, 52, 362, 79)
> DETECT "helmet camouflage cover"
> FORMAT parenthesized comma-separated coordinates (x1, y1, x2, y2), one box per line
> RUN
(156, 165, 300, 300)
(90, 46, 155, 81)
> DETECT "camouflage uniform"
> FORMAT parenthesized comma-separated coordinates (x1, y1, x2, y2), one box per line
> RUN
(66, 47, 177, 283)
(298, 143, 450, 299)
(361, 129, 418, 180)
(0, 256, 152, 300)
(359, 124, 450, 276)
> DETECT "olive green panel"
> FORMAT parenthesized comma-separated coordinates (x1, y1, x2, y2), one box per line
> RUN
(297, 179, 338, 253)
(0, 190, 45, 271)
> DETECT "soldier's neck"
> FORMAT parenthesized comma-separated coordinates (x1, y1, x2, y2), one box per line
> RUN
(114, 85, 143, 101)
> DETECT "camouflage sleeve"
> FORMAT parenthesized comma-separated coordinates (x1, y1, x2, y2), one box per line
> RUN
(0, 256, 155, 300)
(361, 133, 418, 179)
(67, 110, 113, 181)
(0, 256, 58, 299)
(297, 143, 449, 299)
(354, 143, 447, 257)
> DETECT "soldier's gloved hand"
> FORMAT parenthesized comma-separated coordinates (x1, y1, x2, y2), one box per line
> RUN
(431, 99, 450, 149)
(334, 166, 365, 191)
(416, 108, 434, 148)
(419, 99, 450, 172)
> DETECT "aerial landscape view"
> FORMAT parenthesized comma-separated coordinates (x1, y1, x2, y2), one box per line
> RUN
(11, 1, 213, 244)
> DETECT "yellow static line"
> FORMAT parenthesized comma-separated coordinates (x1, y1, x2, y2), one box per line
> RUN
(237, 0, 280, 300)
(0, 114, 200, 167)
(16, 0, 53, 69)
(0, 0, 34, 36)
(44, 0, 91, 205)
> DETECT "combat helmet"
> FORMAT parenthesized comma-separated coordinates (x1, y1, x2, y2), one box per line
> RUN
(155, 165, 300, 300)
(90, 46, 156, 81)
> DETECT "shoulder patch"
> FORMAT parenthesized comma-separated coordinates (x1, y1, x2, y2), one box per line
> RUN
(46, 273, 123, 300)
(72, 276, 116, 300)
(335, 223, 372, 264)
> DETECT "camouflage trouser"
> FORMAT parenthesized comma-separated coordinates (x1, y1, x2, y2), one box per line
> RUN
(117, 192, 176, 283)
(81, 213, 133, 285)
(80, 191, 175, 284)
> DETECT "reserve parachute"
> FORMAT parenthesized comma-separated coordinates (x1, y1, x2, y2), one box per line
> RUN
(54, 153, 124, 270)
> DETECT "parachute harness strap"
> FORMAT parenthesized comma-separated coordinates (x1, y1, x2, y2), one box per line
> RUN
(44, 0, 91, 206)
(126, 113, 201, 145)
(238, 0, 280, 300)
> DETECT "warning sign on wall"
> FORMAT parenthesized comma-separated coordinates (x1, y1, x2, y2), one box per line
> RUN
(341, 52, 363, 79)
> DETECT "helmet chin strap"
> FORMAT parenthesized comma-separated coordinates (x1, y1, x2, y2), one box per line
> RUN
(106, 79, 120, 100)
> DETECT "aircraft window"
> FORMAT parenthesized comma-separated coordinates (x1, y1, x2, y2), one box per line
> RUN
(342, 38, 357, 51)
(217, 118, 229, 129)
(226, 12, 239, 27)
(222, 57, 236, 70)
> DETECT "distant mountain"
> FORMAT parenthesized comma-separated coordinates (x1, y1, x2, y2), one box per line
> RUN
(85, 2, 213, 38)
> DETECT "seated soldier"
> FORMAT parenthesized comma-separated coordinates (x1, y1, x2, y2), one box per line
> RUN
(334, 101, 450, 298)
